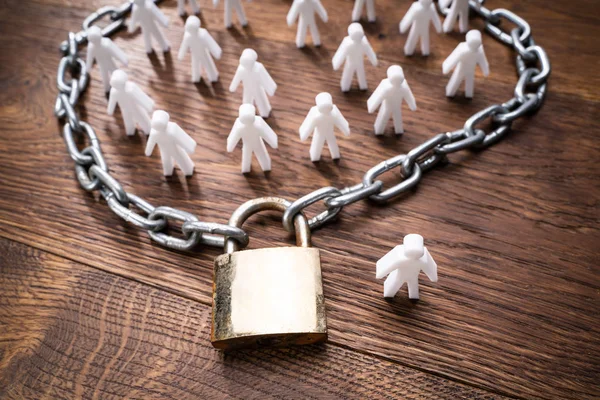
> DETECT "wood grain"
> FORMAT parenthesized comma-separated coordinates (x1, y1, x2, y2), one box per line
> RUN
(0, 0, 599, 398)
(0, 238, 508, 399)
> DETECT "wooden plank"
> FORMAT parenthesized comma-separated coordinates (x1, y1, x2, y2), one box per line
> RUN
(0, 238, 508, 399)
(0, 0, 599, 399)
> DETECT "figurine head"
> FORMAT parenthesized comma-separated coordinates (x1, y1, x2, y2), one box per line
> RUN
(240, 49, 258, 68)
(466, 29, 482, 51)
(110, 69, 128, 90)
(403, 234, 425, 260)
(239, 104, 256, 125)
(418, 0, 433, 6)
(315, 92, 333, 114)
(185, 15, 201, 32)
(387, 65, 405, 86)
(348, 23, 364, 42)
(87, 26, 102, 44)
(151, 110, 170, 132)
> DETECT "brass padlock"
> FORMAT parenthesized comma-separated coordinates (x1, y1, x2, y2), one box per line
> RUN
(211, 197, 327, 350)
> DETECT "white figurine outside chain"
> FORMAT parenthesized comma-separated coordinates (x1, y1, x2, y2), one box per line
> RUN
(85, 26, 128, 93)
(399, 0, 442, 56)
(376, 234, 438, 300)
(213, 0, 248, 29)
(107, 70, 155, 136)
(178, 0, 201, 16)
(332, 23, 378, 92)
(352, 0, 376, 23)
(145, 110, 197, 176)
(367, 65, 417, 135)
(286, 0, 328, 48)
(443, 30, 489, 98)
(128, 0, 170, 54)
(230, 49, 277, 118)
(227, 104, 278, 173)
(299, 92, 350, 161)
(178, 16, 222, 83)
(439, 0, 479, 33)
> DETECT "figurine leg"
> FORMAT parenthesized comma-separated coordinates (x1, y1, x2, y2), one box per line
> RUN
(356, 64, 368, 90)
(443, 9, 457, 33)
(309, 130, 325, 161)
(406, 277, 420, 300)
(254, 142, 272, 171)
(142, 31, 153, 54)
(235, 0, 248, 27)
(458, 10, 469, 33)
(152, 27, 170, 52)
(309, 22, 321, 47)
(392, 109, 404, 134)
(190, 0, 201, 14)
(241, 145, 252, 173)
(123, 114, 136, 136)
(374, 103, 390, 135)
(178, 0, 185, 16)
(404, 26, 418, 56)
(136, 109, 151, 135)
(465, 73, 475, 98)
(383, 270, 403, 298)
(191, 56, 201, 83)
(445, 68, 463, 97)
(161, 154, 175, 176)
(175, 149, 195, 176)
(255, 90, 271, 118)
(340, 65, 354, 92)
(366, 0, 376, 22)
(224, 4, 233, 28)
(205, 56, 219, 82)
(351, 0, 364, 22)
(420, 30, 430, 56)
(326, 137, 340, 160)
(296, 20, 307, 48)
(100, 68, 111, 93)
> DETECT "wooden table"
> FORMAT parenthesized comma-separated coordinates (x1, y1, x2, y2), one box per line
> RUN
(1, 0, 598, 398)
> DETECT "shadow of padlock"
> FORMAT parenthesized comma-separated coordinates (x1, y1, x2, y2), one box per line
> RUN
(211, 197, 328, 350)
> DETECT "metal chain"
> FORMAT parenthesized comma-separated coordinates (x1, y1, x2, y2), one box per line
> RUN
(283, 2, 550, 232)
(56, 1, 549, 250)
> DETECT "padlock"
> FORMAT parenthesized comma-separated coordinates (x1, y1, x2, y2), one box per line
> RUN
(211, 197, 327, 350)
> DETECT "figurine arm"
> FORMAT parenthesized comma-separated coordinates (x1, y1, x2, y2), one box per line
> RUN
(259, 65, 277, 96)
(478, 47, 490, 77)
(178, 34, 190, 60)
(286, 0, 300, 26)
(145, 131, 157, 156)
(204, 32, 222, 59)
(299, 108, 318, 141)
(258, 119, 278, 148)
(229, 67, 243, 92)
(130, 83, 154, 112)
(430, 4, 442, 33)
(85, 44, 95, 70)
(108, 40, 129, 66)
(362, 38, 378, 66)
(376, 245, 406, 279)
(333, 106, 350, 136)
(367, 82, 386, 113)
(403, 82, 417, 111)
(399, 4, 416, 33)
(151, 4, 169, 27)
(227, 121, 243, 152)
(314, 0, 328, 22)
(127, 8, 139, 33)
(442, 45, 463, 74)
(107, 89, 118, 115)
(173, 124, 197, 154)
(422, 248, 438, 282)
(332, 39, 349, 70)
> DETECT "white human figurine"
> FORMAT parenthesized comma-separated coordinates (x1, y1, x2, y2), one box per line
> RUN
(85, 26, 128, 93)
(107, 70, 154, 136)
(229, 49, 277, 118)
(286, 0, 328, 48)
(299, 92, 350, 161)
(439, 0, 479, 33)
(178, 16, 222, 83)
(352, 0, 375, 23)
(399, 0, 442, 56)
(443, 30, 489, 98)
(376, 234, 438, 300)
(213, 0, 248, 29)
(367, 65, 417, 135)
(128, 0, 170, 54)
(178, 0, 201, 16)
(145, 110, 197, 176)
(332, 23, 378, 92)
(227, 104, 278, 173)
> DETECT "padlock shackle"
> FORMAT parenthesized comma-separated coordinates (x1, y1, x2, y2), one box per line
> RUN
(225, 197, 311, 253)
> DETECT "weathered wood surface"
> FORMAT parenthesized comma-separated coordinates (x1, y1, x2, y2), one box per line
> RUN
(0, 0, 599, 398)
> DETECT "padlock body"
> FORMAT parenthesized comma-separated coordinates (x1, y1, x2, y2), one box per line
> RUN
(211, 247, 327, 350)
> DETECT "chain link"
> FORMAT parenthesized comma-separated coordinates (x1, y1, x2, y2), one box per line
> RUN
(57, 2, 550, 250)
